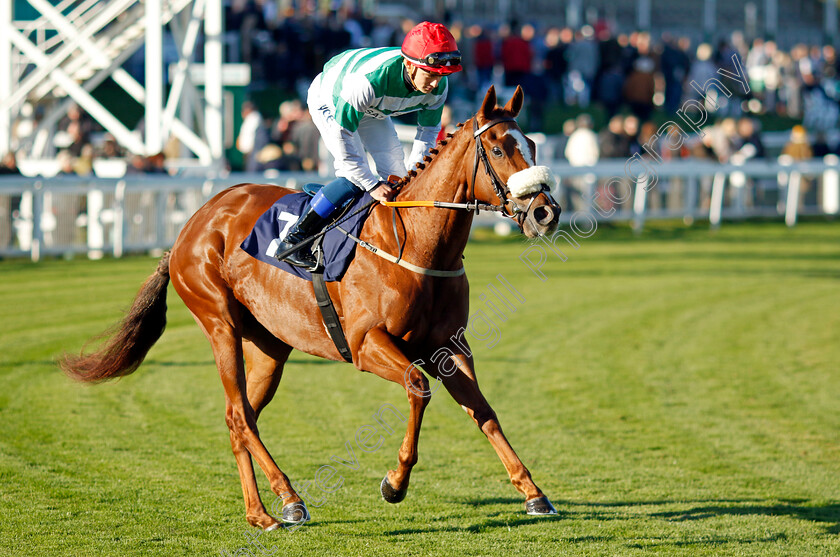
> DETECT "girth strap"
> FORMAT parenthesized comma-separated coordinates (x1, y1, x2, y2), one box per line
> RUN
(311, 270, 353, 363)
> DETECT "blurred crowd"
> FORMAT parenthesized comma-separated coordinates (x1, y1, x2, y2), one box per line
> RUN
(2, 103, 171, 177)
(5, 6, 840, 176)
(236, 99, 321, 173)
(225, 6, 840, 120)
(228, 7, 840, 169)
(228, 8, 840, 174)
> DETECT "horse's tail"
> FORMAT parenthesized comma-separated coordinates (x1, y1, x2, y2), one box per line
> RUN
(60, 252, 171, 383)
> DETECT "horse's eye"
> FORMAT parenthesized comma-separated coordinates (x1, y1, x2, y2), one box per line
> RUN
(491, 146, 503, 158)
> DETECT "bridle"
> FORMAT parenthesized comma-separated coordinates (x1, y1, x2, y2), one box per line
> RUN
(315, 116, 558, 277)
(383, 116, 553, 224)
(469, 117, 550, 223)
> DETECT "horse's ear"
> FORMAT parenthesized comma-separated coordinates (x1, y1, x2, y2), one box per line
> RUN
(504, 85, 525, 116)
(480, 86, 497, 120)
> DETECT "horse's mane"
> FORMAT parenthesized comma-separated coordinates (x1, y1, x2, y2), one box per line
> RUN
(395, 106, 516, 197)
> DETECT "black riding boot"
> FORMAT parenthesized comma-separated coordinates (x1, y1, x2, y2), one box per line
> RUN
(275, 206, 326, 269)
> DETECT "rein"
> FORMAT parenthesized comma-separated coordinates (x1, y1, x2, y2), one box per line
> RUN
(354, 116, 538, 277)
(382, 117, 541, 221)
(382, 199, 506, 213)
(294, 116, 547, 277)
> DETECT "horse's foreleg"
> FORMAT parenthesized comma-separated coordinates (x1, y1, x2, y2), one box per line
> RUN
(356, 328, 431, 503)
(438, 352, 557, 515)
(229, 339, 292, 530)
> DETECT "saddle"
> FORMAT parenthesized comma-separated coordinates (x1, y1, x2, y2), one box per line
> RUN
(240, 187, 373, 282)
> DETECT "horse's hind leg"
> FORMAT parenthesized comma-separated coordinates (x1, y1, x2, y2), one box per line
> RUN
(437, 349, 557, 516)
(174, 272, 306, 529)
(230, 338, 293, 530)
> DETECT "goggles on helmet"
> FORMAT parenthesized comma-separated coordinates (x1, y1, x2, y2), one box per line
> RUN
(405, 50, 462, 69)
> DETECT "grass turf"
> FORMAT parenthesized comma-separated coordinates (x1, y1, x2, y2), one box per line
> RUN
(0, 220, 838, 556)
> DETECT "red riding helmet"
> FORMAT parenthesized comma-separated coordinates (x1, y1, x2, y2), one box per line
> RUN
(401, 22, 462, 75)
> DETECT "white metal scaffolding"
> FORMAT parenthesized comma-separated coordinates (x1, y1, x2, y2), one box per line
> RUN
(0, 0, 225, 167)
(0, 0, 12, 158)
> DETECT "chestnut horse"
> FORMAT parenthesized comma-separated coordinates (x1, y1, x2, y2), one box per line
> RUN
(61, 86, 560, 530)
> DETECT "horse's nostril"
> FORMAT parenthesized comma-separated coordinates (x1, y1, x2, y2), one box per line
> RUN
(533, 206, 554, 225)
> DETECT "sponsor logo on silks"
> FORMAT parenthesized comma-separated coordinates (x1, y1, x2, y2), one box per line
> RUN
(364, 108, 386, 119)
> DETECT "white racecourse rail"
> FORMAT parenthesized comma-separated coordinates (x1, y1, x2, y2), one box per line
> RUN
(0, 159, 838, 261)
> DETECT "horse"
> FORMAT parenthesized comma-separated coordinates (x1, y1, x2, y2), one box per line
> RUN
(61, 86, 561, 530)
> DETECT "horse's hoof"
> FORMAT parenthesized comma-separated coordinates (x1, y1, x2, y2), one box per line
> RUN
(380, 475, 407, 503)
(525, 496, 557, 516)
(264, 521, 282, 532)
(281, 501, 310, 525)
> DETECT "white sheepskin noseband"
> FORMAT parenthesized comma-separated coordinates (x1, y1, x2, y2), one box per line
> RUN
(507, 166, 556, 198)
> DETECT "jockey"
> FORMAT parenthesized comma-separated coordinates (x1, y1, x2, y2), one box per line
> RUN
(276, 21, 462, 269)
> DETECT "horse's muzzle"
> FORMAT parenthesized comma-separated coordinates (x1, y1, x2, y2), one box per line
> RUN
(523, 195, 560, 237)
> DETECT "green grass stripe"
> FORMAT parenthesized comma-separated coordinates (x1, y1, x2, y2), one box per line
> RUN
(0, 220, 838, 556)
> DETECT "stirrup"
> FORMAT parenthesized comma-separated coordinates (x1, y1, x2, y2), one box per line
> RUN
(277, 236, 324, 271)
(309, 244, 325, 272)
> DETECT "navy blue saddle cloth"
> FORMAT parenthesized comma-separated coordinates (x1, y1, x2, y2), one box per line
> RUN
(240, 188, 373, 282)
